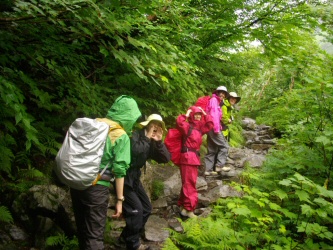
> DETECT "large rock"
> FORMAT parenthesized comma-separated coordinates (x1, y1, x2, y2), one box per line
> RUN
(145, 215, 169, 242)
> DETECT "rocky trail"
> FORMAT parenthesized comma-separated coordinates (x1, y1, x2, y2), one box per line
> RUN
(0, 118, 278, 250)
(106, 117, 278, 249)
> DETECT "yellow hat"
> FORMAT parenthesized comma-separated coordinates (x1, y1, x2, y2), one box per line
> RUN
(139, 114, 166, 132)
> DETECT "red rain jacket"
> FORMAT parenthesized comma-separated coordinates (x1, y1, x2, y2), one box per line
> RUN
(176, 106, 213, 166)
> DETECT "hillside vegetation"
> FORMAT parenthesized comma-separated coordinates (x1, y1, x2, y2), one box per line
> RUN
(1, 0, 333, 249)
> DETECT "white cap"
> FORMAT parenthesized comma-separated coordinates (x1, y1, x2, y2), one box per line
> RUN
(215, 86, 228, 92)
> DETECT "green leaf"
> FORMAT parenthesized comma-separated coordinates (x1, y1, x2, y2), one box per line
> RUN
(272, 189, 288, 200)
(315, 135, 331, 145)
(279, 225, 286, 234)
(301, 204, 314, 216)
(114, 35, 125, 47)
(269, 202, 281, 211)
(295, 190, 310, 202)
(279, 179, 292, 186)
(315, 209, 327, 218)
(232, 207, 251, 216)
(161, 75, 169, 83)
(128, 36, 148, 48)
(99, 47, 109, 57)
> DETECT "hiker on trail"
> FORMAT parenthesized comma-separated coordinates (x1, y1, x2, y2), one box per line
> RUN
(204, 86, 230, 175)
(70, 95, 141, 250)
(221, 91, 241, 141)
(176, 106, 213, 218)
(119, 114, 171, 250)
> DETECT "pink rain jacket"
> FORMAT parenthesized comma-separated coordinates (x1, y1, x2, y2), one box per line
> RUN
(206, 93, 222, 133)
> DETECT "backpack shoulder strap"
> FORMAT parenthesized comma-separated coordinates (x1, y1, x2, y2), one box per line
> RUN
(182, 125, 193, 147)
(96, 118, 126, 144)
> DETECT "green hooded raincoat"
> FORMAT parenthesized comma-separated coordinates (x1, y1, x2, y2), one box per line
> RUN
(97, 95, 141, 187)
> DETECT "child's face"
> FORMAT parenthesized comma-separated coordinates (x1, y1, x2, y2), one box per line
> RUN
(229, 97, 237, 105)
(218, 91, 226, 99)
(147, 121, 162, 133)
(194, 113, 202, 121)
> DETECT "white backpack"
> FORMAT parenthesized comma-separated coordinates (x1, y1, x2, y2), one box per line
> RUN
(55, 118, 118, 190)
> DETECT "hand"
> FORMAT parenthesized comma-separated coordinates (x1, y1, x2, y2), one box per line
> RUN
(112, 201, 123, 219)
(147, 124, 163, 141)
(197, 106, 206, 116)
(185, 109, 192, 117)
(150, 125, 163, 141)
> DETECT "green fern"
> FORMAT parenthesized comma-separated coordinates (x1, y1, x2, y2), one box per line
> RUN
(228, 119, 245, 148)
(0, 133, 15, 174)
(45, 233, 78, 250)
(9, 168, 47, 192)
(0, 206, 13, 223)
(162, 237, 180, 250)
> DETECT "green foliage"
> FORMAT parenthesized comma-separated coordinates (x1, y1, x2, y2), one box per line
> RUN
(167, 172, 333, 249)
(0, 206, 13, 223)
(228, 118, 245, 148)
(0, 0, 327, 178)
(1, 0, 333, 248)
(152, 180, 164, 200)
(104, 218, 117, 246)
(45, 233, 78, 250)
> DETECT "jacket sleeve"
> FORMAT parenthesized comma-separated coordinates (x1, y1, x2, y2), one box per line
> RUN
(131, 129, 170, 166)
(201, 114, 214, 134)
(102, 133, 131, 178)
(150, 140, 171, 163)
(208, 98, 221, 133)
(222, 105, 229, 124)
(130, 130, 152, 168)
(176, 114, 190, 136)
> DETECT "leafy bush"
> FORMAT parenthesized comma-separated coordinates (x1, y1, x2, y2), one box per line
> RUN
(165, 172, 333, 249)
(228, 119, 245, 148)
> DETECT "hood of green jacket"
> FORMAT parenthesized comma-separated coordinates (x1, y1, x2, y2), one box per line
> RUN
(106, 95, 141, 135)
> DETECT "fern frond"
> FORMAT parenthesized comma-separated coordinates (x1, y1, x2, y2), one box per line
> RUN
(0, 206, 13, 223)
(46, 233, 78, 249)
(161, 238, 180, 250)
(0, 133, 15, 174)
(46, 233, 67, 246)
(18, 168, 45, 179)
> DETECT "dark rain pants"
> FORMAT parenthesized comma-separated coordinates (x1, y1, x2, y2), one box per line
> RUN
(204, 130, 229, 171)
(70, 185, 109, 250)
(120, 180, 152, 250)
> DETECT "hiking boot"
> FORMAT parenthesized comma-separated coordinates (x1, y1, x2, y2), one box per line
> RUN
(186, 211, 197, 218)
(205, 171, 218, 176)
(180, 208, 187, 216)
(221, 166, 231, 172)
(181, 208, 197, 218)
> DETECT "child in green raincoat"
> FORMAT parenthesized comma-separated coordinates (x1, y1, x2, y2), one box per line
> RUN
(221, 92, 241, 140)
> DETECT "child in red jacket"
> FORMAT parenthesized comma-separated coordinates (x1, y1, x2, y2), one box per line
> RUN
(176, 106, 213, 218)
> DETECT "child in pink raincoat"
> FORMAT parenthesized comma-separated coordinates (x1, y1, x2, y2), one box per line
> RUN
(176, 106, 213, 218)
